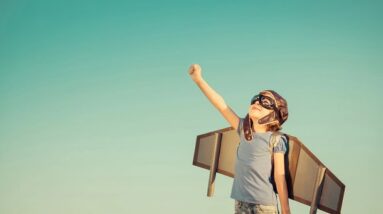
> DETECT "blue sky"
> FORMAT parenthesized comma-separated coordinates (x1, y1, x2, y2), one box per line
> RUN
(1, 0, 382, 213)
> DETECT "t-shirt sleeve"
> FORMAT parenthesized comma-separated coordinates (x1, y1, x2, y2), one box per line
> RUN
(236, 118, 244, 136)
(273, 135, 288, 154)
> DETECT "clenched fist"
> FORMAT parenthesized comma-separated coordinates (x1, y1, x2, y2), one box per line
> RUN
(188, 64, 202, 83)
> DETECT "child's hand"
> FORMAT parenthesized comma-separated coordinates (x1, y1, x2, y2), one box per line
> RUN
(188, 64, 202, 83)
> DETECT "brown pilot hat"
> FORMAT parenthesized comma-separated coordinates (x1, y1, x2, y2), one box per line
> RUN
(259, 90, 288, 125)
(243, 90, 288, 141)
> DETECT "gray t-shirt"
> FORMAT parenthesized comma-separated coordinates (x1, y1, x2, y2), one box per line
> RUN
(230, 118, 288, 205)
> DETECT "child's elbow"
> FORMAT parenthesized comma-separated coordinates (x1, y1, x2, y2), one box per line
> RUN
(274, 173, 286, 183)
(274, 166, 286, 177)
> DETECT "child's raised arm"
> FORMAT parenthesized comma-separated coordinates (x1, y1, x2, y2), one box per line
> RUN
(188, 64, 240, 130)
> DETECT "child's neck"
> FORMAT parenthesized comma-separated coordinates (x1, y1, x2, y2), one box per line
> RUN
(252, 122, 268, 133)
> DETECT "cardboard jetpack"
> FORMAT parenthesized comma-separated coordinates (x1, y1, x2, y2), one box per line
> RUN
(192, 127, 345, 214)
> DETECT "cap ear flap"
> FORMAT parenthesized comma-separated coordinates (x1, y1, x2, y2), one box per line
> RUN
(243, 114, 253, 141)
(279, 108, 288, 124)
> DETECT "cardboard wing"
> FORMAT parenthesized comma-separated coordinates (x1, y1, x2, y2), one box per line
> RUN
(192, 127, 345, 214)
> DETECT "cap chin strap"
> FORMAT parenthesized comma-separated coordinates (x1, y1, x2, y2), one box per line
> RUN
(258, 111, 279, 125)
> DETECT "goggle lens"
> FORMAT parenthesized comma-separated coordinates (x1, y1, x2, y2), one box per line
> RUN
(251, 94, 275, 109)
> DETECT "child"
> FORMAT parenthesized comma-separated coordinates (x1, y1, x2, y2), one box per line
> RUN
(188, 64, 291, 214)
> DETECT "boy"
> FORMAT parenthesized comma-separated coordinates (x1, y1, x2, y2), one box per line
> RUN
(188, 64, 291, 214)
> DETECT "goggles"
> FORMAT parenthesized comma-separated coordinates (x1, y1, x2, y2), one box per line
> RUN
(250, 94, 276, 110)
(251, 94, 283, 123)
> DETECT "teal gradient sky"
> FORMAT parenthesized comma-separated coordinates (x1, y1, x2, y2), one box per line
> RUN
(1, 0, 382, 213)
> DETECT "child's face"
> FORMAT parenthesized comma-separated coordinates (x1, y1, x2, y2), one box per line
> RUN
(248, 100, 274, 122)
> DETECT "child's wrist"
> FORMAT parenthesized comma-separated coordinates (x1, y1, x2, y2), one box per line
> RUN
(194, 77, 203, 84)
(282, 207, 291, 214)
